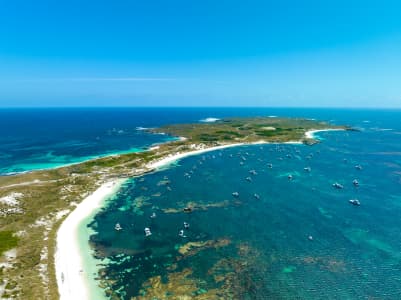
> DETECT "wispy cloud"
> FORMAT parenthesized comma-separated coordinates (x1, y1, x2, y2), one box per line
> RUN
(63, 77, 174, 82)
(11, 77, 175, 82)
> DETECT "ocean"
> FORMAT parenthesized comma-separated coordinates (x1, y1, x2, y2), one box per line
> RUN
(3, 107, 401, 299)
(1, 107, 398, 175)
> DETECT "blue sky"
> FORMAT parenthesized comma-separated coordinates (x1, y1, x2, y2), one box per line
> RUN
(1, 0, 401, 107)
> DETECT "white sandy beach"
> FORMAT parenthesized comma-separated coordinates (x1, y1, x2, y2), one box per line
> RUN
(305, 128, 344, 139)
(55, 129, 339, 300)
(147, 143, 244, 169)
(146, 139, 303, 170)
(55, 179, 125, 300)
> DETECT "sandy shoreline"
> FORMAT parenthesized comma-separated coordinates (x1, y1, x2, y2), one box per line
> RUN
(304, 128, 344, 139)
(55, 179, 125, 300)
(147, 139, 304, 170)
(54, 129, 338, 299)
(148, 143, 245, 169)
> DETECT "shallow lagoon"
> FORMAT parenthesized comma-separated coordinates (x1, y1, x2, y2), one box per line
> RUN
(87, 128, 401, 299)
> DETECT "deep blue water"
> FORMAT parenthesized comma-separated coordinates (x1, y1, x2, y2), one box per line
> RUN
(75, 108, 401, 299)
(2, 107, 400, 175)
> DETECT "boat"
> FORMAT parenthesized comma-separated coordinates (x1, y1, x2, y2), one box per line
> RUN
(355, 164, 363, 170)
(115, 223, 122, 231)
(304, 167, 311, 172)
(253, 193, 260, 200)
(183, 207, 193, 213)
(232, 192, 239, 197)
(332, 182, 344, 189)
(352, 179, 359, 186)
(288, 174, 293, 180)
(349, 199, 361, 206)
(246, 176, 252, 182)
(144, 227, 152, 236)
(249, 170, 257, 175)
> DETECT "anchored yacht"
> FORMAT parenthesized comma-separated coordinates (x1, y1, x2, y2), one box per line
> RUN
(349, 199, 361, 206)
(332, 182, 344, 189)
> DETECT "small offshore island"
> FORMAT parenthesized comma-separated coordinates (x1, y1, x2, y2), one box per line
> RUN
(0, 117, 348, 299)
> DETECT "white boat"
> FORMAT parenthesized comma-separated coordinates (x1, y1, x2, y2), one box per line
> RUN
(249, 170, 257, 175)
(349, 199, 361, 206)
(144, 227, 152, 236)
(332, 182, 344, 189)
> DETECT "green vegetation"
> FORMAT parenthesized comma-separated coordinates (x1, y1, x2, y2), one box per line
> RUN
(0, 231, 18, 255)
(0, 116, 348, 298)
(151, 117, 345, 144)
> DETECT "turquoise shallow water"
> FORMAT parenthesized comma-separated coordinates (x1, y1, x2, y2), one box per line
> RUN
(85, 116, 401, 299)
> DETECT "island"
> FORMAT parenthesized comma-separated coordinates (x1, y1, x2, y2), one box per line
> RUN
(0, 117, 348, 299)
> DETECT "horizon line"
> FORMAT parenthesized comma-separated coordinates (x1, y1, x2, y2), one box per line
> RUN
(0, 106, 400, 110)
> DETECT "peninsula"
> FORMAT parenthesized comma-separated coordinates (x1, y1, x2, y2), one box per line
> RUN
(0, 117, 347, 299)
